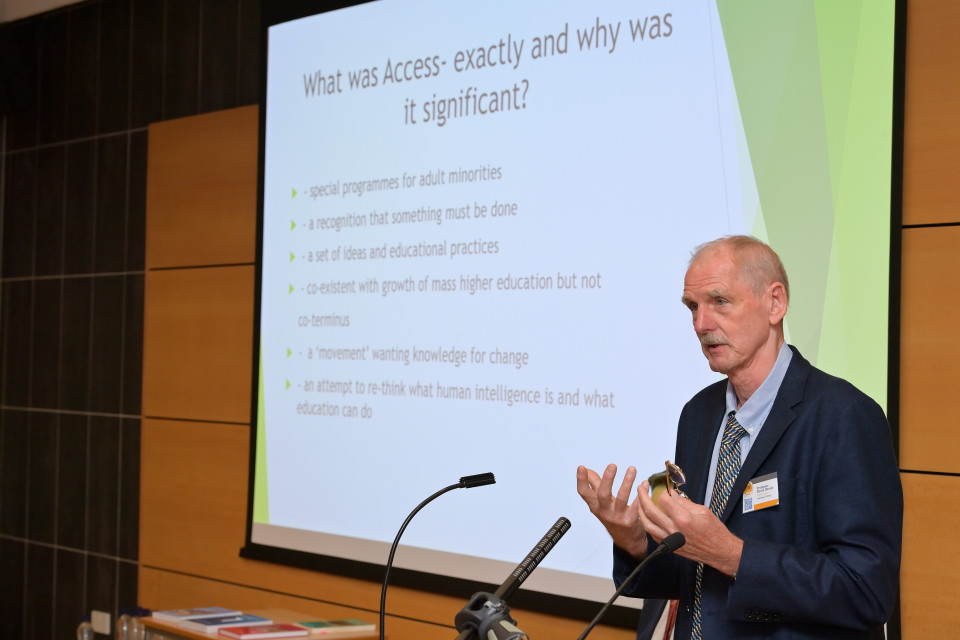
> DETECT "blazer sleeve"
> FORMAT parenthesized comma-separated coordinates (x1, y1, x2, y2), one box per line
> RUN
(612, 538, 688, 601)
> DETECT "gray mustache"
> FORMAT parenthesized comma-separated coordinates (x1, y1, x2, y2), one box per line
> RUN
(699, 333, 728, 346)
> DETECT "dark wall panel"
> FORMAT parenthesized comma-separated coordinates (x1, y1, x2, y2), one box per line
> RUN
(26, 412, 58, 544)
(1, 150, 36, 278)
(94, 135, 129, 274)
(2, 282, 33, 406)
(98, 0, 132, 134)
(163, 0, 201, 120)
(129, 0, 165, 129)
(0, 538, 26, 639)
(37, 14, 68, 146)
(63, 141, 97, 275)
(23, 543, 55, 640)
(66, 3, 100, 141)
(0, 410, 29, 537)
(35, 146, 66, 277)
(31, 279, 61, 407)
(0, 2, 260, 638)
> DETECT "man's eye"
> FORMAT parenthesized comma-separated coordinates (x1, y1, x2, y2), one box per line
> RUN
(716, 299, 727, 305)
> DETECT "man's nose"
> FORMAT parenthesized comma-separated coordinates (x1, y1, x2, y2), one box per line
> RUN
(693, 306, 714, 334)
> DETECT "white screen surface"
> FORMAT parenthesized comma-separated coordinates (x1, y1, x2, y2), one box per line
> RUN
(250, 0, 896, 609)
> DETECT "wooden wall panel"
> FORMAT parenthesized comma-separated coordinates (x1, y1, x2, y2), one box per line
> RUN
(139, 416, 374, 610)
(899, 227, 960, 473)
(898, 1, 960, 638)
(142, 266, 253, 422)
(146, 106, 259, 268)
(902, 0, 960, 226)
(900, 473, 960, 637)
(140, 419, 250, 573)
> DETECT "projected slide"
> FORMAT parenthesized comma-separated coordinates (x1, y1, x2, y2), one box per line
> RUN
(250, 0, 895, 606)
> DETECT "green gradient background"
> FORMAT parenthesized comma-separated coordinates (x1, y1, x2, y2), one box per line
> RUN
(255, 346, 269, 520)
(717, 0, 894, 409)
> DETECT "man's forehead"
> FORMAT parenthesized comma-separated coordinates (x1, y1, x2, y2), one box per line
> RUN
(683, 251, 747, 296)
(688, 244, 736, 271)
(685, 254, 737, 285)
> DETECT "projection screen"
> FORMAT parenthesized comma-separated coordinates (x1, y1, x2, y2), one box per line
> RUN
(243, 0, 902, 622)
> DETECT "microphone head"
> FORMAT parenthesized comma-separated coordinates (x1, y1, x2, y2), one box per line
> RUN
(460, 472, 496, 488)
(662, 532, 686, 552)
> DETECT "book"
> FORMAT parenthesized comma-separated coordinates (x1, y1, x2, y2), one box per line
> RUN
(152, 607, 243, 623)
(180, 614, 273, 633)
(218, 623, 309, 639)
(296, 619, 376, 636)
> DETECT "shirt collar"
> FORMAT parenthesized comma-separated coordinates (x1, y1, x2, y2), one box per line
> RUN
(724, 343, 793, 437)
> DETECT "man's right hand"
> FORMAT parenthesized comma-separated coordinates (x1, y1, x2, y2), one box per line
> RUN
(576, 464, 648, 558)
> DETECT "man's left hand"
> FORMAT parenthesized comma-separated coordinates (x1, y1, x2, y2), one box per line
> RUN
(636, 480, 743, 578)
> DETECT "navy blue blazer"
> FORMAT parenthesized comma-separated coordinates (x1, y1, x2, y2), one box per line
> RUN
(614, 347, 902, 639)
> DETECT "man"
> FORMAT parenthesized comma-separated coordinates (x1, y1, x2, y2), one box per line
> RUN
(577, 236, 902, 639)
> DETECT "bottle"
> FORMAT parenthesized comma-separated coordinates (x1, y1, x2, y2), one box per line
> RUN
(132, 606, 150, 640)
(76, 615, 94, 640)
(117, 609, 133, 640)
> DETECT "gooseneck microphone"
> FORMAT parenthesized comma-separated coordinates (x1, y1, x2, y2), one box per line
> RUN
(577, 532, 686, 640)
(379, 473, 496, 640)
(494, 516, 571, 601)
(453, 517, 571, 640)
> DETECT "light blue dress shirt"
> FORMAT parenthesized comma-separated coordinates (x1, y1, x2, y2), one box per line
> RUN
(702, 342, 793, 505)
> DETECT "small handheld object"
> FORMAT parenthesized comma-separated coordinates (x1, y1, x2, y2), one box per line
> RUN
(665, 460, 687, 497)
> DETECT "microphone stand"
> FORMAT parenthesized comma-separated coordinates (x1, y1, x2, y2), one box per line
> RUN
(379, 472, 495, 640)
(453, 517, 571, 640)
(577, 532, 686, 640)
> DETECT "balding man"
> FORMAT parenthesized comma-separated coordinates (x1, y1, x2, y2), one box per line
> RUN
(578, 236, 901, 639)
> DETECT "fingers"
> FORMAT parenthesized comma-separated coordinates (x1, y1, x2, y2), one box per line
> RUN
(597, 463, 619, 499)
(636, 480, 675, 542)
(575, 465, 602, 494)
(657, 488, 700, 529)
(578, 464, 641, 522)
(583, 466, 602, 489)
(577, 464, 649, 557)
(615, 466, 638, 505)
(576, 465, 600, 509)
(655, 487, 683, 520)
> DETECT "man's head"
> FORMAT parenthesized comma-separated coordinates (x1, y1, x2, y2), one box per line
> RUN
(681, 236, 789, 398)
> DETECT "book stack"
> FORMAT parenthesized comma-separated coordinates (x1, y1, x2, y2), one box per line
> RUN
(152, 607, 244, 624)
(150, 607, 376, 638)
(293, 619, 376, 637)
(217, 623, 308, 639)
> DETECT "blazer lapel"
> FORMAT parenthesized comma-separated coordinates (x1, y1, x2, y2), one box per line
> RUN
(689, 385, 728, 505)
(719, 348, 810, 522)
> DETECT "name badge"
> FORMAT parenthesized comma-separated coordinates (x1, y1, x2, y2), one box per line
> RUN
(742, 472, 779, 513)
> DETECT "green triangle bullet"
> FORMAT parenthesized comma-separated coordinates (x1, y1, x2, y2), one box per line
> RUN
(285, 380, 291, 390)
(290, 220, 296, 231)
(291, 187, 297, 199)
(289, 252, 295, 263)
(289, 284, 294, 294)
(286, 348, 292, 358)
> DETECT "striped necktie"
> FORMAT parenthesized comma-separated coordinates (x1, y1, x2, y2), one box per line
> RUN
(690, 411, 748, 640)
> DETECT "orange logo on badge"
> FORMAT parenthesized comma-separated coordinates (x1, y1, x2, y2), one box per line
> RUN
(744, 482, 753, 495)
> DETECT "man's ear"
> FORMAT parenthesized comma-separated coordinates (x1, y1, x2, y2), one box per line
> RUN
(768, 282, 788, 324)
